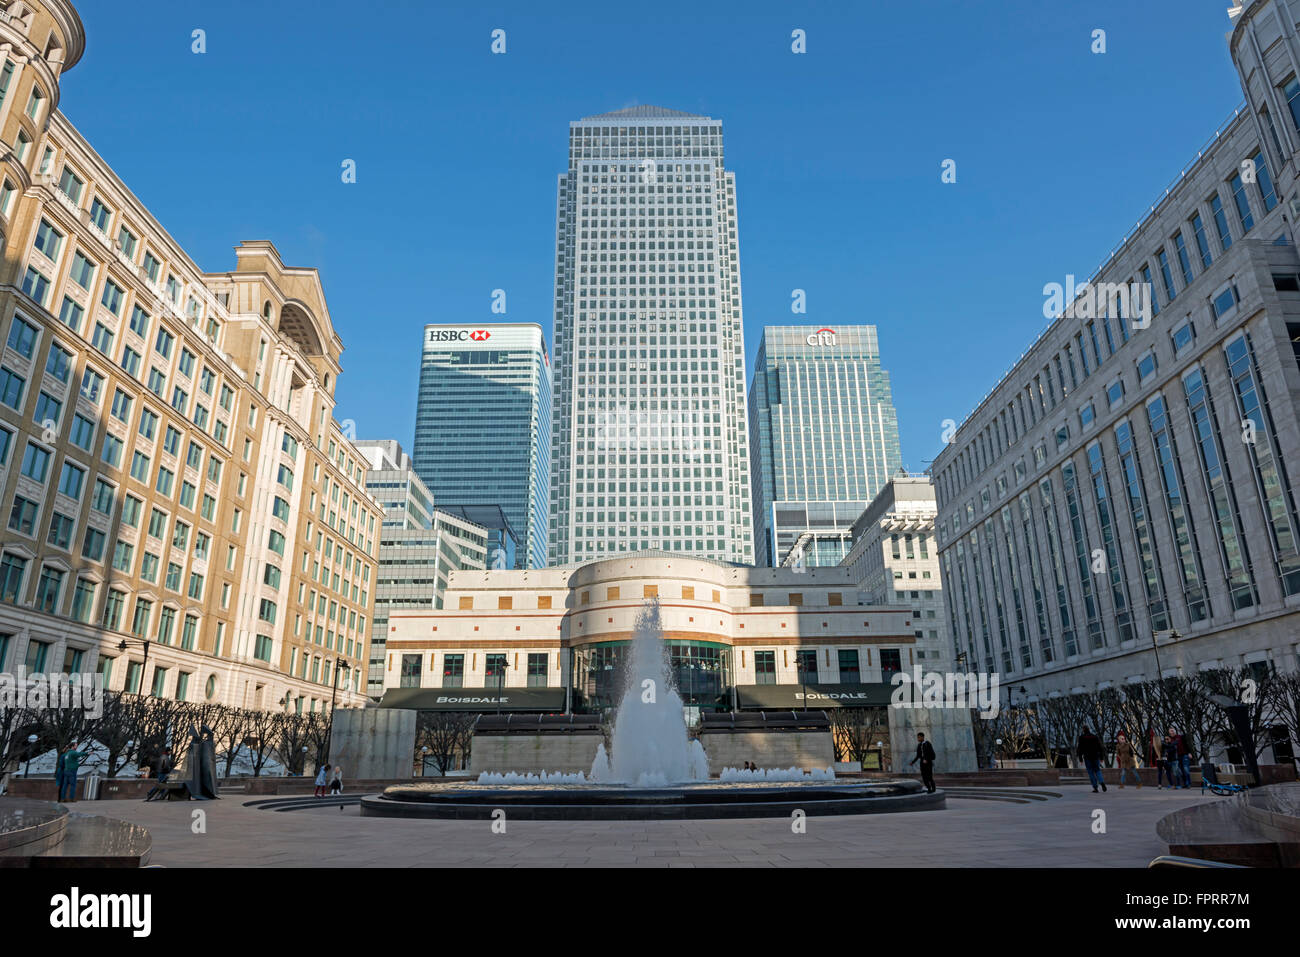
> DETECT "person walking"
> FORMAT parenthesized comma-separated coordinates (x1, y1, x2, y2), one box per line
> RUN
(59, 747, 87, 803)
(1168, 726, 1192, 789)
(329, 764, 343, 795)
(1115, 731, 1141, 789)
(1159, 734, 1178, 788)
(1077, 726, 1107, 793)
(909, 732, 937, 793)
(314, 763, 330, 798)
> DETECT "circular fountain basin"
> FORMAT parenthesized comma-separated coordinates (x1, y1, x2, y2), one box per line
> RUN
(360, 778, 944, 821)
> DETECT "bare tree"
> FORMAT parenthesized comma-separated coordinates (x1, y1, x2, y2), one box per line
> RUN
(414, 711, 477, 775)
(274, 712, 313, 775)
(829, 707, 888, 764)
(244, 707, 281, 777)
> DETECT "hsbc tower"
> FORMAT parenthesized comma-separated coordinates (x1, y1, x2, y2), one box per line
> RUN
(412, 323, 552, 569)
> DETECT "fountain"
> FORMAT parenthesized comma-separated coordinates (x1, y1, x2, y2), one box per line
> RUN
(363, 600, 945, 820)
(590, 600, 712, 786)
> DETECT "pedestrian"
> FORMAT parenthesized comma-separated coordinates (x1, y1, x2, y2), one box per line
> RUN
(54, 747, 67, 803)
(314, 763, 329, 798)
(1159, 734, 1178, 788)
(329, 765, 343, 795)
(144, 747, 174, 802)
(59, 746, 87, 803)
(1115, 731, 1141, 789)
(909, 732, 937, 793)
(1168, 726, 1191, 788)
(1077, 726, 1107, 793)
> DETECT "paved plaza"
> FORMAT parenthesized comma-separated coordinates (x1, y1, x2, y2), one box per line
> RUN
(63, 784, 1216, 867)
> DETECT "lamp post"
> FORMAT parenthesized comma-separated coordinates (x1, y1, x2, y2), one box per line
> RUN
(300, 746, 308, 777)
(492, 656, 508, 714)
(24, 733, 37, 777)
(995, 737, 1004, 770)
(324, 659, 350, 763)
(117, 637, 152, 695)
(1151, 630, 1181, 683)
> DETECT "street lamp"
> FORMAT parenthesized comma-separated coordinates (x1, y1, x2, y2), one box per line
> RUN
(1151, 630, 1181, 683)
(493, 656, 508, 714)
(995, 737, 1004, 770)
(324, 659, 351, 763)
(117, 637, 152, 695)
(300, 746, 308, 776)
(24, 733, 37, 777)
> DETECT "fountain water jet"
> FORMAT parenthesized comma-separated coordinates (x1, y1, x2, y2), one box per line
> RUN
(589, 599, 711, 786)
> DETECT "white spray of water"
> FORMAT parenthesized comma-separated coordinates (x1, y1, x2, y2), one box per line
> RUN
(718, 766, 836, 783)
(476, 770, 590, 785)
(590, 600, 712, 787)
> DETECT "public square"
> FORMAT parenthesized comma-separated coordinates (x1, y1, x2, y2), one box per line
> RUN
(64, 783, 1212, 868)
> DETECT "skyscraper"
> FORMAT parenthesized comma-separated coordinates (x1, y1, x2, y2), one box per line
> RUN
(549, 106, 753, 565)
(412, 323, 550, 570)
(748, 325, 902, 567)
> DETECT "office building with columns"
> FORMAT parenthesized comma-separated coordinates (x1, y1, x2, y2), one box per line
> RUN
(932, 0, 1300, 697)
(0, 0, 376, 711)
(841, 474, 950, 671)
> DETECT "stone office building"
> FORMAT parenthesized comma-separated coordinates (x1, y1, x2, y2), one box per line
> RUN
(932, 0, 1300, 697)
(0, 0, 377, 711)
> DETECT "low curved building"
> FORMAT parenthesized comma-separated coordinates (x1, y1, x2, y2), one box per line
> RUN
(382, 551, 918, 715)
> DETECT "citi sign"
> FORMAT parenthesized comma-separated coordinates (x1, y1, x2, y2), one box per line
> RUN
(428, 329, 492, 343)
(806, 328, 836, 346)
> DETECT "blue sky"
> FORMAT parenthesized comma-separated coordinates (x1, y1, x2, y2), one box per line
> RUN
(66, 0, 1243, 473)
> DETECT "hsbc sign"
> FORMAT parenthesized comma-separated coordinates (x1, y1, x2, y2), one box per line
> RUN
(806, 328, 837, 346)
(427, 329, 492, 343)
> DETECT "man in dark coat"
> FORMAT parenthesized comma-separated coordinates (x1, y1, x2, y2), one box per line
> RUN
(1077, 726, 1107, 793)
(909, 732, 937, 793)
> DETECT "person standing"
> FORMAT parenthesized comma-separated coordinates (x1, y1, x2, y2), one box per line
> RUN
(1077, 726, 1107, 793)
(1159, 734, 1178, 789)
(909, 732, 937, 793)
(1115, 732, 1141, 789)
(1168, 727, 1191, 789)
(59, 747, 87, 802)
(329, 764, 343, 795)
(53, 747, 67, 803)
(314, 763, 329, 798)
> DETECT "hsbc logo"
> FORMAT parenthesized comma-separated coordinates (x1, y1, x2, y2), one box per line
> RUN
(806, 328, 837, 346)
(427, 329, 492, 343)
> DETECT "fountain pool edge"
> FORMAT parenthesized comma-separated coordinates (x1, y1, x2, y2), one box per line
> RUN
(359, 779, 945, 821)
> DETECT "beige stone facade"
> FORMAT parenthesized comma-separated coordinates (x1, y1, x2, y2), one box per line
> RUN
(383, 552, 918, 703)
(0, 0, 376, 710)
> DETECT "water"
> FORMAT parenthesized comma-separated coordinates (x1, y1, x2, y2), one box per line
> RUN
(476, 770, 590, 785)
(590, 599, 712, 787)
(718, 766, 836, 783)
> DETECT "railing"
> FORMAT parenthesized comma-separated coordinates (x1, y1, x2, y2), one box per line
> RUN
(1147, 855, 1247, 869)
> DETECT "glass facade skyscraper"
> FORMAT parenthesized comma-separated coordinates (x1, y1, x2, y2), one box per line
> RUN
(412, 323, 551, 570)
(549, 106, 754, 565)
(748, 325, 902, 567)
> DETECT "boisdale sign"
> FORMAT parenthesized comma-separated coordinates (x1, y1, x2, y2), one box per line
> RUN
(378, 687, 567, 711)
(427, 329, 492, 343)
(735, 682, 894, 709)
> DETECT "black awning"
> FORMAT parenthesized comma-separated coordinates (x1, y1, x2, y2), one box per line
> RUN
(377, 687, 568, 712)
(735, 682, 893, 710)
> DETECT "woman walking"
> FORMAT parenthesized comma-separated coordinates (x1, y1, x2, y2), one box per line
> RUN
(1115, 731, 1141, 788)
(314, 763, 330, 798)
